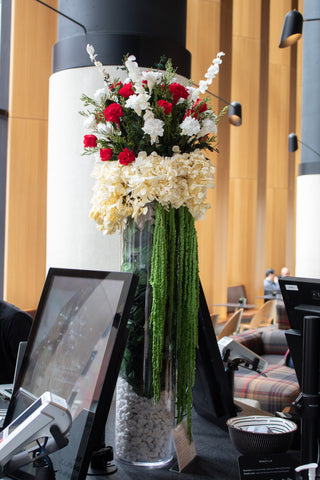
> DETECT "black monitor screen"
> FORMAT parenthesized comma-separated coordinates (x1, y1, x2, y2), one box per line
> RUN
(279, 276, 320, 331)
(3, 268, 137, 480)
(192, 282, 237, 428)
(279, 276, 320, 388)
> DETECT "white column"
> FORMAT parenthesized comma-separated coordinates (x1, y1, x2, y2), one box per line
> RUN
(295, 174, 320, 278)
(47, 66, 121, 272)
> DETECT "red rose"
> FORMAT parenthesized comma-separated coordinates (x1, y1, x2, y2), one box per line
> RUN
(119, 82, 134, 98)
(100, 148, 113, 161)
(83, 134, 97, 148)
(104, 103, 124, 125)
(157, 99, 173, 115)
(168, 82, 189, 105)
(118, 148, 135, 165)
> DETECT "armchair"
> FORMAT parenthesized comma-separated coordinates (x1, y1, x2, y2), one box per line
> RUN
(231, 326, 300, 413)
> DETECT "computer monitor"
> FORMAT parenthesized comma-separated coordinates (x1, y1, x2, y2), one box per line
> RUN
(3, 267, 137, 480)
(279, 276, 320, 387)
(279, 276, 320, 469)
(192, 282, 237, 429)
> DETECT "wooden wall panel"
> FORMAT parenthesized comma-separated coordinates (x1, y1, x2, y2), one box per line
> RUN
(187, 0, 223, 310)
(4, 0, 57, 308)
(264, 0, 292, 274)
(227, 0, 262, 303)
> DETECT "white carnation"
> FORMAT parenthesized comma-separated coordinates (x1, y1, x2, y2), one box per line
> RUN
(125, 93, 150, 115)
(93, 87, 108, 102)
(197, 117, 217, 137)
(180, 116, 201, 136)
(83, 114, 96, 130)
(187, 86, 200, 103)
(97, 122, 114, 135)
(142, 110, 164, 143)
(141, 71, 163, 91)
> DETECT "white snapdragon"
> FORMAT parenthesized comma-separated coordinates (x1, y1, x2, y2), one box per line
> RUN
(180, 116, 201, 137)
(197, 51, 225, 94)
(142, 110, 164, 144)
(86, 44, 96, 62)
(83, 114, 97, 130)
(125, 93, 150, 115)
(198, 80, 209, 94)
(125, 55, 141, 83)
(86, 44, 108, 78)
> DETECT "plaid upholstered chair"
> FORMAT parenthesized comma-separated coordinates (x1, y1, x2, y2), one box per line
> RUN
(231, 326, 300, 414)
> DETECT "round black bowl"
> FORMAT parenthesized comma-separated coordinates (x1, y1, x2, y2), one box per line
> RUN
(227, 415, 297, 455)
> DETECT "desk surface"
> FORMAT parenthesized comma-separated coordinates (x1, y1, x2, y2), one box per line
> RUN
(104, 411, 240, 480)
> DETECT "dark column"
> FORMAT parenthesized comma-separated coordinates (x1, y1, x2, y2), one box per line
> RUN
(299, 0, 320, 176)
(53, 0, 191, 77)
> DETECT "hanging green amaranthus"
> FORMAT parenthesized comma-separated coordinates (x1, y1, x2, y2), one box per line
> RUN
(149, 203, 199, 437)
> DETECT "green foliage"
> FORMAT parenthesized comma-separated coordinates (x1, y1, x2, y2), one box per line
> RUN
(121, 203, 199, 438)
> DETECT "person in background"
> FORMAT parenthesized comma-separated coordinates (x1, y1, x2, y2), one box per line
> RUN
(280, 266, 290, 277)
(0, 301, 32, 384)
(264, 268, 281, 296)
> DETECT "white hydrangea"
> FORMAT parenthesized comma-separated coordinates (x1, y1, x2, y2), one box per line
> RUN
(180, 116, 201, 136)
(90, 150, 215, 234)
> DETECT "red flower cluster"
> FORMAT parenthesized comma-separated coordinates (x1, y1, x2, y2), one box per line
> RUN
(119, 82, 134, 98)
(168, 82, 189, 105)
(118, 148, 135, 165)
(157, 100, 172, 115)
(104, 103, 124, 125)
(186, 98, 208, 119)
(83, 134, 97, 148)
(100, 148, 113, 161)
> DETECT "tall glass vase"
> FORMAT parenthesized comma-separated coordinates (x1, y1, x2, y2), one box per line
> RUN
(115, 204, 176, 467)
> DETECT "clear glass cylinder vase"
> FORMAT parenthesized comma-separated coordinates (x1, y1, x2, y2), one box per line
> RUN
(115, 204, 175, 467)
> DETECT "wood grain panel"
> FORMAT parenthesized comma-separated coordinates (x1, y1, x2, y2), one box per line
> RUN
(228, 1, 262, 304)
(187, 0, 224, 311)
(4, 0, 57, 308)
(264, 0, 292, 275)
(5, 117, 48, 307)
(10, 0, 57, 119)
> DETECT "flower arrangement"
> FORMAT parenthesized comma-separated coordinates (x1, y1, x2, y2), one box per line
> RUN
(80, 45, 226, 234)
(81, 46, 225, 441)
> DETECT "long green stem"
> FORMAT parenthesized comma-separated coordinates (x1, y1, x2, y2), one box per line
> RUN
(150, 204, 199, 438)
